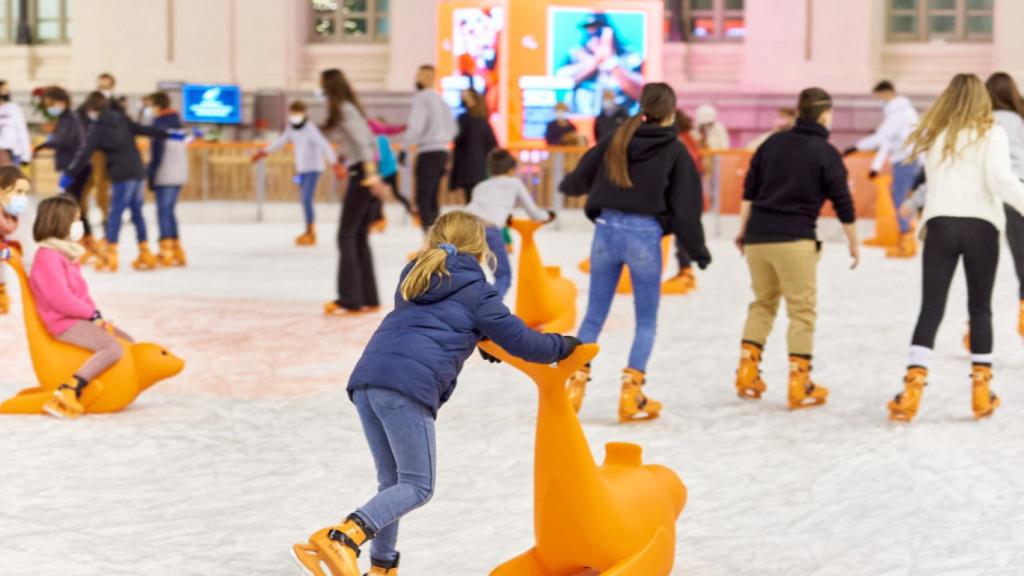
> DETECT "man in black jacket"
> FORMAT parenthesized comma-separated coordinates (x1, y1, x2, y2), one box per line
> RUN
(733, 87, 859, 410)
(36, 87, 95, 244)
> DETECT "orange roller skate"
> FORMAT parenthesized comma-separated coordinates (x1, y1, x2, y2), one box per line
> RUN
(735, 342, 767, 400)
(367, 555, 399, 575)
(1018, 301, 1024, 337)
(888, 367, 927, 422)
(132, 243, 158, 271)
(971, 365, 1000, 419)
(566, 364, 590, 413)
(787, 356, 828, 410)
(618, 368, 662, 423)
(42, 383, 85, 420)
(292, 515, 371, 576)
(296, 225, 317, 247)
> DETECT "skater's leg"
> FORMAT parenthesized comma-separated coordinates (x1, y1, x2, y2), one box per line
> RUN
(66, 168, 93, 237)
(775, 240, 820, 358)
(354, 183, 380, 308)
(485, 226, 512, 299)
(57, 321, 124, 382)
(1004, 204, 1024, 300)
(299, 172, 320, 227)
(351, 389, 401, 564)
(336, 169, 374, 309)
(127, 179, 148, 244)
(742, 243, 784, 349)
(961, 219, 1000, 359)
(891, 162, 919, 234)
(414, 151, 447, 231)
(385, 174, 415, 216)
(674, 234, 692, 272)
(353, 389, 436, 562)
(624, 226, 663, 372)
(910, 218, 962, 356)
(105, 180, 132, 243)
(577, 220, 624, 344)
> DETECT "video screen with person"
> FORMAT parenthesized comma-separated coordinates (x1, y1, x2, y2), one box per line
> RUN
(443, 6, 503, 119)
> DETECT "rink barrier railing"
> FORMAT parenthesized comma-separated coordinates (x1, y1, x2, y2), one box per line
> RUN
(28, 142, 884, 230)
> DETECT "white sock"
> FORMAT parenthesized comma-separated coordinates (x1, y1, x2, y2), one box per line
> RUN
(907, 345, 932, 369)
(970, 353, 993, 365)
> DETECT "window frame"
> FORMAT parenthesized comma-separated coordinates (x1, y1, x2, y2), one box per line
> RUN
(31, 0, 72, 44)
(665, 0, 745, 43)
(309, 0, 389, 44)
(887, 0, 994, 43)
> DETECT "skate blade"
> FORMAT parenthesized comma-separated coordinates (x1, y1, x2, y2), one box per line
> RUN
(888, 411, 914, 422)
(618, 411, 661, 423)
(973, 398, 1000, 420)
(736, 388, 763, 400)
(42, 403, 79, 421)
(291, 544, 329, 576)
(788, 399, 826, 411)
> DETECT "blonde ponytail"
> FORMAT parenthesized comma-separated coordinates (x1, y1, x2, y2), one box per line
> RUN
(400, 211, 494, 301)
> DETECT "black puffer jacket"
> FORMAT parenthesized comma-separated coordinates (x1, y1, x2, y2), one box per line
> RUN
(37, 110, 85, 172)
(66, 109, 166, 183)
(560, 123, 711, 268)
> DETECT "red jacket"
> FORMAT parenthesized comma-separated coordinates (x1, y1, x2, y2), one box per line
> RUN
(679, 132, 705, 175)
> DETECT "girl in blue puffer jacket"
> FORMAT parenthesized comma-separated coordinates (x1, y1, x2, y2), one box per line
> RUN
(293, 211, 579, 576)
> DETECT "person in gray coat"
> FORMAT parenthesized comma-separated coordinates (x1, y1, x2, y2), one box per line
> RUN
(145, 92, 189, 266)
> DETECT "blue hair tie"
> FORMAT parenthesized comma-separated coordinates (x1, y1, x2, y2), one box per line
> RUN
(439, 243, 457, 257)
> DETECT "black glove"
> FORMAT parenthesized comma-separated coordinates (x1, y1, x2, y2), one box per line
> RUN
(398, 151, 407, 167)
(842, 146, 858, 157)
(546, 210, 558, 223)
(868, 170, 879, 180)
(561, 336, 582, 359)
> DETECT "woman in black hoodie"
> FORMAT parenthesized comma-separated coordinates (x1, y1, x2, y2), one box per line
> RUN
(560, 82, 710, 423)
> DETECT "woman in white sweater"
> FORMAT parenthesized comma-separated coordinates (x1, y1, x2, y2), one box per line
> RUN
(888, 73, 1024, 423)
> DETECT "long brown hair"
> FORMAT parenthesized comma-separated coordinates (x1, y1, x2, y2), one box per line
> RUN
(985, 72, 1024, 117)
(0, 165, 27, 191)
(462, 89, 487, 119)
(605, 83, 677, 188)
(907, 73, 993, 163)
(321, 68, 367, 130)
(401, 211, 493, 301)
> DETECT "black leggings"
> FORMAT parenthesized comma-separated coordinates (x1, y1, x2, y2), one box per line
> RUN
(335, 165, 379, 310)
(414, 151, 449, 232)
(66, 166, 94, 237)
(912, 217, 1000, 355)
(1004, 205, 1024, 299)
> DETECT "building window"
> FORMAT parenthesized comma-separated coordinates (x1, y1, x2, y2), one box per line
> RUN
(310, 0, 389, 43)
(0, 0, 71, 44)
(888, 0, 993, 42)
(666, 0, 745, 42)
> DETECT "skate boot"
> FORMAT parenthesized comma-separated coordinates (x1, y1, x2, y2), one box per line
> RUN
(971, 364, 1000, 419)
(296, 225, 317, 247)
(1019, 301, 1024, 337)
(664, 267, 697, 294)
(787, 356, 828, 410)
(292, 514, 373, 576)
(566, 363, 591, 413)
(885, 232, 918, 259)
(79, 235, 99, 264)
(132, 243, 158, 271)
(888, 367, 927, 422)
(171, 239, 187, 267)
(367, 555, 399, 576)
(42, 383, 86, 420)
(369, 217, 388, 234)
(0, 283, 7, 315)
(618, 368, 662, 423)
(735, 342, 767, 400)
(157, 239, 175, 267)
(94, 242, 119, 272)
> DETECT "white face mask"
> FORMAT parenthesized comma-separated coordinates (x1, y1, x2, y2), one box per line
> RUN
(69, 221, 85, 243)
(87, 111, 100, 122)
(3, 194, 28, 217)
(289, 114, 306, 126)
(142, 107, 156, 120)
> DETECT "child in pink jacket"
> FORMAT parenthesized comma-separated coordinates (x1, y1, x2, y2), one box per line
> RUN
(30, 195, 134, 420)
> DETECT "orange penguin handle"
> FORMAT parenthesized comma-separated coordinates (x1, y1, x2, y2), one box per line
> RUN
(478, 340, 599, 391)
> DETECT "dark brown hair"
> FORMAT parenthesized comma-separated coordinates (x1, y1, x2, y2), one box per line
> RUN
(321, 68, 367, 130)
(148, 91, 171, 109)
(43, 86, 70, 105)
(33, 195, 79, 242)
(487, 148, 517, 175)
(82, 91, 108, 112)
(0, 165, 27, 191)
(797, 87, 833, 123)
(97, 72, 116, 86)
(675, 109, 694, 133)
(462, 89, 487, 119)
(873, 80, 895, 93)
(605, 82, 677, 188)
(985, 72, 1024, 117)
(289, 100, 308, 113)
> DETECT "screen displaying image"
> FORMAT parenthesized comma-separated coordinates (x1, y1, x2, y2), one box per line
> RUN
(182, 84, 242, 125)
(444, 6, 503, 119)
(548, 9, 647, 117)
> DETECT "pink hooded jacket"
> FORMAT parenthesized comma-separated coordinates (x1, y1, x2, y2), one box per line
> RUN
(29, 247, 97, 336)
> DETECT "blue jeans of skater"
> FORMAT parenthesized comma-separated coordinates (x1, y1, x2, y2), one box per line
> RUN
(485, 226, 512, 299)
(106, 179, 147, 244)
(892, 161, 920, 234)
(297, 171, 320, 226)
(153, 185, 181, 239)
(577, 210, 663, 372)
(352, 388, 436, 565)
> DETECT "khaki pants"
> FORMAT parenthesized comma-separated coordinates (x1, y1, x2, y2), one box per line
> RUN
(742, 240, 820, 357)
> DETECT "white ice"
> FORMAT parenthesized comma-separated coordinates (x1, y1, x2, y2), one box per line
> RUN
(1, 202, 1023, 576)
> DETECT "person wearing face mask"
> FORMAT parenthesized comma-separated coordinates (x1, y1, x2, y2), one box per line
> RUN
(691, 103, 731, 151)
(0, 80, 33, 168)
(252, 100, 340, 246)
(401, 64, 457, 232)
(544, 102, 579, 146)
(145, 92, 189, 266)
(594, 90, 628, 143)
(0, 166, 30, 315)
(96, 72, 126, 113)
(450, 89, 498, 204)
(733, 87, 859, 410)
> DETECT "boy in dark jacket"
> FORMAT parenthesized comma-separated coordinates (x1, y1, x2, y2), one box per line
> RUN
(293, 211, 578, 576)
(734, 87, 859, 409)
(145, 91, 189, 267)
(37, 87, 93, 247)
(63, 92, 167, 273)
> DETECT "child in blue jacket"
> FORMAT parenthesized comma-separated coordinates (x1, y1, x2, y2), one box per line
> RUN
(293, 210, 579, 576)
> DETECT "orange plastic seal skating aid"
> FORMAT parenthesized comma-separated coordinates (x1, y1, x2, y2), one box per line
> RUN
(480, 341, 686, 576)
(0, 255, 184, 415)
(510, 219, 576, 334)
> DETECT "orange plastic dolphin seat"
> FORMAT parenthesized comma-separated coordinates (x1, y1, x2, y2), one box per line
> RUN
(510, 219, 577, 334)
(1, 256, 185, 415)
(480, 341, 686, 576)
(579, 236, 688, 295)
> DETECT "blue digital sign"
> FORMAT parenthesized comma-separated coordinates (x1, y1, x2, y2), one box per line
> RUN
(182, 83, 242, 124)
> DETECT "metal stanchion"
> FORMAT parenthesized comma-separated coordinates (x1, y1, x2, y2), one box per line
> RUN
(201, 148, 210, 202)
(710, 154, 722, 238)
(255, 156, 266, 223)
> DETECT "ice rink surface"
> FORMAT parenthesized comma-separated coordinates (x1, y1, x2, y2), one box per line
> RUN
(1, 203, 1023, 575)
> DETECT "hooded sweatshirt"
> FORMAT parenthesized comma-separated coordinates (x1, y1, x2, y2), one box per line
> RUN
(347, 253, 568, 416)
(559, 123, 710, 268)
(856, 95, 919, 172)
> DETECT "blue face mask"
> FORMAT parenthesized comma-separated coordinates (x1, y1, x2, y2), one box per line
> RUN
(4, 194, 28, 217)
(47, 106, 65, 117)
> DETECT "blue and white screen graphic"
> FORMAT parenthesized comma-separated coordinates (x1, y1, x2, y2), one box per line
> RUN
(182, 84, 242, 124)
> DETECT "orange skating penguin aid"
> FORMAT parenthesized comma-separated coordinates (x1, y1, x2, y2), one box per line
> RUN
(510, 218, 576, 334)
(481, 340, 686, 576)
(0, 255, 184, 414)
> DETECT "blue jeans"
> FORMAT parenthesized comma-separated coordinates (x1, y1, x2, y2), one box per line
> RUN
(892, 161, 920, 233)
(297, 171, 320, 226)
(352, 388, 436, 565)
(577, 210, 663, 372)
(106, 179, 147, 244)
(153, 185, 181, 239)
(485, 226, 512, 299)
